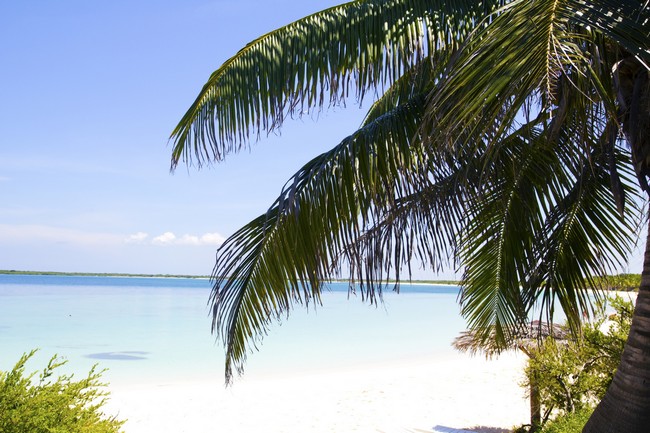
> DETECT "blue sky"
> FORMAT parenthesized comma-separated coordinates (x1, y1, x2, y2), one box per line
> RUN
(0, 0, 389, 277)
(0, 1, 644, 279)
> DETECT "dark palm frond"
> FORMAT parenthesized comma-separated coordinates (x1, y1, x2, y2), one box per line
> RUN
(520, 70, 642, 331)
(524, 138, 640, 333)
(170, 0, 507, 169)
(459, 125, 558, 348)
(172, 0, 649, 391)
(413, 0, 646, 350)
(337, 121, 506, 289)
(425, 0, 650, 154)
(210, 89, 437, 382)
(459, 105, 641, 350)
(562, 0, 650, 64)
(337, 152, 469, 291)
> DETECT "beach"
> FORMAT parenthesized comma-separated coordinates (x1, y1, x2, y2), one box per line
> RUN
(105, 351, 530, 433)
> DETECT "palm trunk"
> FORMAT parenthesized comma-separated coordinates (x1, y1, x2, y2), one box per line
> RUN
(530, 375, 542, 432)
(583, 216, 650, 432)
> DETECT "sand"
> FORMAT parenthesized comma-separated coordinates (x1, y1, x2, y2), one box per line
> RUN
(104, 351, 530, 433)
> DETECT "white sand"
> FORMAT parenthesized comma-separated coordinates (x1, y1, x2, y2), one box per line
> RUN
(104, 351, 530, 433)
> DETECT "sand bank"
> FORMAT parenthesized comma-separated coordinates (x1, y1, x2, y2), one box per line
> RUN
(105, 351, 529, 433)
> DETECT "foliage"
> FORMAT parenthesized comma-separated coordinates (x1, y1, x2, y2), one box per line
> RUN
(0, 350, 124, 433)
(170, 0, 650, 386)
(0, 270, 209, 279)
(590, 273, 641, 292)
(523, 296, 633, 425)
(538, 407, 594, 433)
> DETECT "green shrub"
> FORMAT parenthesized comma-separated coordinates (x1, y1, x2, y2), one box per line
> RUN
(539, 407, 593, 433)
(523, 296, 633, 429)
(0, 350, 124, 433)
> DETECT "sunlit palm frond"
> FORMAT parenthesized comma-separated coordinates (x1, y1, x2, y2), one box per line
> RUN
(170, 0, 506, 168)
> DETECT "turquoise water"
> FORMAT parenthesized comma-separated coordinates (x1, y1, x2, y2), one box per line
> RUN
(0, 275, 465, 384)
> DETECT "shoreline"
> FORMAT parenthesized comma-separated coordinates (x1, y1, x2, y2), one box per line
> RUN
(0, 270, 460, 285)
(3, 271, 641, 293)
(104, 351, 530, 433)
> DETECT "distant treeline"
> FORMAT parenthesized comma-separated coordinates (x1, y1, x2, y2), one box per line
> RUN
(0, 270, 210, 279)
(590, 274, 641, 292)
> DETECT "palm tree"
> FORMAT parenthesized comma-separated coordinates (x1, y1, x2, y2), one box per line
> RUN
(170, 1, 650, 431)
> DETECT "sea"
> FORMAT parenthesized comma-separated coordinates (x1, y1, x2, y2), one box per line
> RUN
(0, 274, 466, 385)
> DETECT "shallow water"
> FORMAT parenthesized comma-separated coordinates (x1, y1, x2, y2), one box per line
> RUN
(0, 275, 465, 384)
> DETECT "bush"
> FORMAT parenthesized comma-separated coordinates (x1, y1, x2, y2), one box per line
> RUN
(523, 296, 633, 429)
(0, 350, 124, 433)
(539, 407, 593, 433)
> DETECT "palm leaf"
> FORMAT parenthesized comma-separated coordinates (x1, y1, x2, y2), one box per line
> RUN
(524, 137, 640, 333)
(425, 0, 650, 151)
(170, 0, 505, 168)
(210, 88, 433, 381)
(459, 107, 640, 349)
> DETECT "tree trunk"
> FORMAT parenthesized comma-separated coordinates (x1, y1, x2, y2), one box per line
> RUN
(583, 216, 650, 432)
(530, 374, 542, 432)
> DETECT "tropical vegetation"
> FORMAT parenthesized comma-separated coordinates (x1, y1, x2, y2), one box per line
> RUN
(524, 296, 632, 431)
(453, 295, 633, 432)
(590, 273, 641, 291)
(170, 1, 650, 432)
(0, 350, 124, 433)
(534, 408, 594, 433)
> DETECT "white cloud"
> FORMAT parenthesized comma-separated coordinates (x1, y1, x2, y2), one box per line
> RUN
(152, 231, 225, 246)
(152, 232, 177, 245)
(0, 224, 225, 248)
(179, 234, 200, 245)
(199, 232, 226, 245)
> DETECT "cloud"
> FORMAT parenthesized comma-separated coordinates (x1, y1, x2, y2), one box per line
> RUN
(152, 232, 177, 245)
(0, 224, 225, 249)
(152, 231, 225, 246)
(199, 232, 226, 245)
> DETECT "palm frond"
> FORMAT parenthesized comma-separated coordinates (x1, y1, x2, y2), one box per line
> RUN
(459, 110, 641, 349)
(459, 126, 555, 347)
(524, 138, 640, 333)
(170, 0, 504, 168)
(562, 0, 650, 64)
(338, 149, 471, 289)
(425, 0, 650, 152)
(210, 89, 433, 382)
(173, 0, 649, 384)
